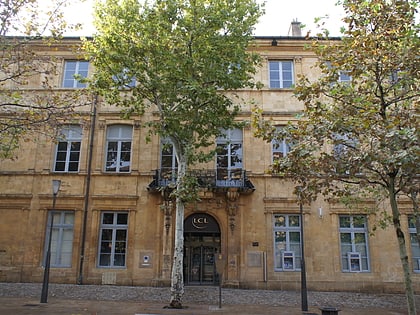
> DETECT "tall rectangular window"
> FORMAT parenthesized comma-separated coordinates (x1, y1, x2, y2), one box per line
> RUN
(98, 212, 128, 268)
(272, 127, 292, 163)
(339, 215, 370, 272)
(269, 61, 294, 88)
(43, 211, 74, 268)
(273, 214, 301, 271)
(105, 125, 132, 173)
(54, 125, 82, 172)
(409, 216, 420, 272)
(62, 60, 89, 88)
(160, 138, 177, 185)
(216, 129, 243, 186)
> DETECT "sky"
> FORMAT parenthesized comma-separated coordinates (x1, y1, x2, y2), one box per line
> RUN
(65, 0, 346, 37)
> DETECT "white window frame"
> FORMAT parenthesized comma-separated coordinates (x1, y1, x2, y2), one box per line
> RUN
(62, 60, 89, 88)
(54, 125, 82, 173)
(43, 211, 74, 268)
(269, 60, 294, 89)
(339, 215, 370, 272)
(273, 214, 301, 271)
(105, 125, 133, 173)
(98, 212, 128, 268)
(216, 129, 243, 186)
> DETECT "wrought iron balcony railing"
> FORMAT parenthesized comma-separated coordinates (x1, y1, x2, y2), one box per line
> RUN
(147, 169, 255, 194)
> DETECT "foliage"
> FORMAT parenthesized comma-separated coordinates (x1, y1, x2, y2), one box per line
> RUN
(85, 0, 263, 305)
(253, 0, 419, 313)
(0, 0, 88, 159)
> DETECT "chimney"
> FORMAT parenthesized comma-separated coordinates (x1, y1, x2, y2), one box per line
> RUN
(289, 19, 302, 37)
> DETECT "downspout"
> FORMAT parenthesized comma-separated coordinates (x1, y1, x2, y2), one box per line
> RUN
(77, 93, 97, 285)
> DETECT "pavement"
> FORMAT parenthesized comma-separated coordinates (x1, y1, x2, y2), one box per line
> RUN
(0, 283, 415, 315)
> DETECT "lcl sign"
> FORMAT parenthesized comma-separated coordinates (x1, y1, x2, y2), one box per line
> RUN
(185, 213, 220, 233)
(192, 216, 209, 229)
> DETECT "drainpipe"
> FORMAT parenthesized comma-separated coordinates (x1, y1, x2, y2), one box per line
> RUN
(77, 93, 97, 285)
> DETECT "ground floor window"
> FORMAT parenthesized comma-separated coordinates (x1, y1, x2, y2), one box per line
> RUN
(339, 215, 370, 272)
(273, 214, 301, 271)
(408, 216, 420, 272)
(43, 211, 74, 267)
(98, 212, 128, 268)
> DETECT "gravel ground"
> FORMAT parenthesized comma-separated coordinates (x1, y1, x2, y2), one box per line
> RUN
(0, 282, 413, 311)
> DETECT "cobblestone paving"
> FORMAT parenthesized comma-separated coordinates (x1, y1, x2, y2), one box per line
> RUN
(0, 282, 414, 311)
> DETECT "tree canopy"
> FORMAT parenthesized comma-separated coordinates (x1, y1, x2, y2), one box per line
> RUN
(85, 0, 263, 306)
(253, 0, 419, 313)
(0, 0, 88, 159)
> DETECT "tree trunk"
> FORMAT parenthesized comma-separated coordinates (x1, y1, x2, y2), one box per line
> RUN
(169, 154, 187, 308)
(389, 177, 417, 315)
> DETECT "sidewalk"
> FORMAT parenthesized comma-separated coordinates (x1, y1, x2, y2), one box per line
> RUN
(0, 283, 413, 315)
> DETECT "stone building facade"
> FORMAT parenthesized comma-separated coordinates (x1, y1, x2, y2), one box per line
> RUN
(0, 35, 418, 294)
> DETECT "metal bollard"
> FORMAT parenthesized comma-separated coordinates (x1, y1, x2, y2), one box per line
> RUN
(319, 307, 341, 315)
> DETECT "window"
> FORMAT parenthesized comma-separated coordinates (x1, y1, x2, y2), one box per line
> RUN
(105, 125, 132, 173)
(338, 71, 351, 83)
(160, 138, 177, 185)
(98, 212, 128, 268)
(112, 68, 136, 88)
(216, 129, 243, 186)
(333, 134, 358, 175)
(62, 60, 89, 88)
(339, 215, 370, 272)
(273, 214, 301, 271)
(408, 216, 420, 272)
(43, 211, 74, 268)
(54, 125, 82, 172)
(269, 61, 294, 88)
(272, 127, 292, 163)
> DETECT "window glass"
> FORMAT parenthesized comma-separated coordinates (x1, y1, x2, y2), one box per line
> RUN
(98, 212, 128, 268)
(62, 61, 89, 88)
(105, 125, 133, 173)
(269, 61, 294, 88)
(339, 215, 370, 272)
(54, 125, 82, 173)
(216, 129, 243, 186)
(408, 215, 420, 272)
(43, 211, 74, 268)
(273, 214, 301, 271)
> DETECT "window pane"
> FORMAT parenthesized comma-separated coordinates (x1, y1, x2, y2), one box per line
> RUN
(274, 215, 285, 227)
(117, 213, 128, 225)
(340, 216, 351, 228)
(289, 216, 300, 227)
(102, 213, 114, 224)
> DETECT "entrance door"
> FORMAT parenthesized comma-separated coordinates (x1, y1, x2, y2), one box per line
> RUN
(184, 213, 221, 285)
(184, 234, 220, 285)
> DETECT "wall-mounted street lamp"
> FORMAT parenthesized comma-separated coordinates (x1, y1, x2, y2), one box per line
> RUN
(40, 179, 61, 303)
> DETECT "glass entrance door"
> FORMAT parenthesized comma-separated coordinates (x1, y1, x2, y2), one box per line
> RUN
(184, 234, 220, 285)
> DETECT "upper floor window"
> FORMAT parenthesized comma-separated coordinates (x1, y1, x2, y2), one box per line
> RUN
(43, 211, 74, 268)
(216, 129, 243, 186)
(339, 215, 370, 272)
(269, 61, 294, 88)
(54, 125, 82, 173)
(273, 214, 301, 271)
(160, 138, 177, 185)
(112, 68, 136, 88)
(409, 216, 420, 272)
(338, 71, 351, 83)
(62, 60, 89, 88)
(105, 125, 132, 173)
(272, 127, 292, 163)
(98, 212, 128, 268)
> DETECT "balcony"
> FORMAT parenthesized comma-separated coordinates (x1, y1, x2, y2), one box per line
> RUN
(147, 169, 255, 194)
